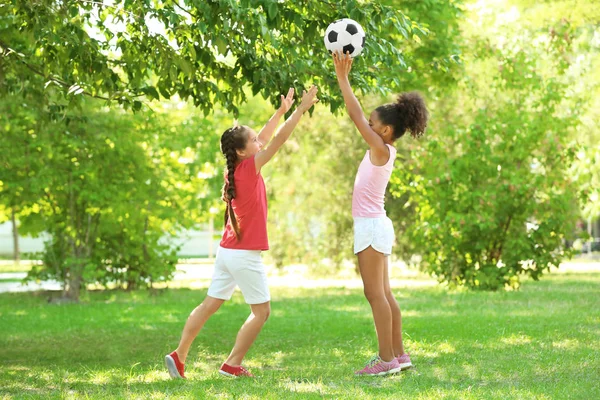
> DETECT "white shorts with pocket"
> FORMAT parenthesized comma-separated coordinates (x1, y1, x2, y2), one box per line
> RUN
(207, 246, 270, 304)
(353, 216, 395, 256)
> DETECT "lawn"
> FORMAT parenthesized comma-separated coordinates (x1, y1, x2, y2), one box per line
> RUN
(0, 272, 599, 399)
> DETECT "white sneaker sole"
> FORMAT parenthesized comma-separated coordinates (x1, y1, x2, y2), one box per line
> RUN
(399, 362, 413, 370)
(218, 369, 237, 378)
(165, 355, 183, 379)
(356, 366, 402, 376)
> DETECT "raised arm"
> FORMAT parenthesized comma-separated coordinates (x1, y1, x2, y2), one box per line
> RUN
(254, 85, 319, 173)
(333, 51, 388, 156)
(257, 88, 295, 146)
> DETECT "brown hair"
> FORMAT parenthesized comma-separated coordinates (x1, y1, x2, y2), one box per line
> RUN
(375, 92, 429, 140)
(220, 126, 249, 239)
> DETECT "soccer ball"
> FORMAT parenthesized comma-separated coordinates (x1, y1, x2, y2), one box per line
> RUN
(324, 18, 366, 58)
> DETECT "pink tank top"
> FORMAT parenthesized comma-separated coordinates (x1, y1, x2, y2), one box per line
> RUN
(352, 144, 397, 218)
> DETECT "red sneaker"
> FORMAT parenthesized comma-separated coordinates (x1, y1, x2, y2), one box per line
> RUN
(165, 351, 186, 379)
(219, 363, 254, 378)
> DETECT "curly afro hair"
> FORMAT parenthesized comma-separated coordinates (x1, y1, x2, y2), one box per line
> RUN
(375, 91, 429, 140)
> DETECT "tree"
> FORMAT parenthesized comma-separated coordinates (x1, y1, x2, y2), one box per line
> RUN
(390, 13, 584, 289)
(1, 0, 457, 299)
(1, 0, 427, 113)
(13, 101, 226, 300)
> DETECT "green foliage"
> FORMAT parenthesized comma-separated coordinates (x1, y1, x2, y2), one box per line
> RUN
(384, 0, 464, 93)
(0, 0, 464, 295)
(0, 0, 428, 114)
(390, 18, 584, 290)
(265, 105, 364, 269)
(1, 101, 224, 299)
(1, 0, 597, 294)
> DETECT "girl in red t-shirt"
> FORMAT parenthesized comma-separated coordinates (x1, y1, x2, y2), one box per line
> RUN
(165, 86, 319, 379)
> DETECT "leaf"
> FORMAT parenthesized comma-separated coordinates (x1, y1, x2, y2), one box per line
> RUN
(141, 86, 160, 100)
(266, 2, 278, 21)
(177, 58, 193, 76)
(158, 85, 171, 99)
(215, 37, 228, 55)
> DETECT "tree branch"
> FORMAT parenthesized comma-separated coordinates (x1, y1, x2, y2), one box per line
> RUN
(75, 0, 137, 18)
(173, 2, 198, 19)
(0, 38, 147, 103)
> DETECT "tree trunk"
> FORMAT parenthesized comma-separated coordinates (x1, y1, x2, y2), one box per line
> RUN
(63, 176, 83, 302)
(65, 270, 82, 302)
(11, 208, 20, 266)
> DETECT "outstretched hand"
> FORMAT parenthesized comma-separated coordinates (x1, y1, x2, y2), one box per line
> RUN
(278, 87, 295, 114)
(333, 50, 353, 79)
(298, 85, 319, 112)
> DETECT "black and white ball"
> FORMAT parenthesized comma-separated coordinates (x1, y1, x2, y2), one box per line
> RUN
(324, 18, 366, 58)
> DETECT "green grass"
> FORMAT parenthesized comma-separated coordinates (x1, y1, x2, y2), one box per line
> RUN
(1, 273, 599, 399)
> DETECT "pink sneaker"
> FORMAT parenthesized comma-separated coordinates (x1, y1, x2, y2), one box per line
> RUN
(355, 355, 402, 376)
(219, 363, 255, 378)
(397, 352, 413, 370)
(165, 350, 186, 379)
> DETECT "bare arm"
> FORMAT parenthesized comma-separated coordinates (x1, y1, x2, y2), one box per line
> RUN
(257, 88, 295, 145)
(333, 51, 388, 157)
(255, 85, 319, 172)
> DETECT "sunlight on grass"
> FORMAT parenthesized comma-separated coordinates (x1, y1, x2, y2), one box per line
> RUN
(436, 342, 456, 354)
(190, 359, 218, 375)
(552, 339, 579, 350)
(89, 371, 111, 385)
(135, 392, 168, 400)
(402, 310, 421, 317)
(462, 363, 481, 380)
(1, 272, 599, 399)
(281, 378, 327, 394)
(416, 341, 457, 359)
(187, 280, 212, 290)
(3, 368, 58, 392)
(259, 350, 287, 369)
(327, 304, 362, 312)
(500, 334, 532, 346)
(432, 366, 451, 382)
(126, 369, 168, 384)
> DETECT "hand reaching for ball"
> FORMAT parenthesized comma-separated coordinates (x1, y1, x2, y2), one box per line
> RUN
(333, 50, 353, 80)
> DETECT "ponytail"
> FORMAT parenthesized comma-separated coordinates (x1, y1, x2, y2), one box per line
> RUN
(376, 91, 429, 140)
(220, 126, 248, 239)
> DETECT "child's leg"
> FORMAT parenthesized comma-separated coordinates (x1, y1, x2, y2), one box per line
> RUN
(383, 256, 405, 357)
(357, 246, 395, 362)
(175, 296, 225, 363)
(224, 301, 271, 366)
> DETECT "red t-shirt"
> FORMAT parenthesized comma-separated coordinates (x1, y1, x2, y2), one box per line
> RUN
(220, 157, 269, 250)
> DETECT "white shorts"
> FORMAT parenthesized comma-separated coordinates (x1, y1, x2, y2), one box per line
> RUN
(353, 216, 395, 256)
(207, 247, 270, 304)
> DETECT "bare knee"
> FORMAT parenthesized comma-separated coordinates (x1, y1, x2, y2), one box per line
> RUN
(386, 292, 400, 309)
(363, 287, 387, 304)
(199, 297, 223, 315)
(251, 303, 271, 322)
